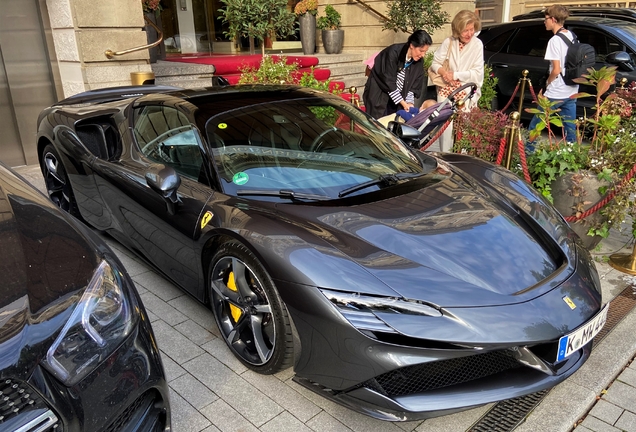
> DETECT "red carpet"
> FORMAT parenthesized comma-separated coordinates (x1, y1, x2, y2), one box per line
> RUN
(166, 54, 319, 75)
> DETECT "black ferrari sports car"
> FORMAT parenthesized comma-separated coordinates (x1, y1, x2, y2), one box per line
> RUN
(36, 84, 606, 421)
(0, 162, 170, 431)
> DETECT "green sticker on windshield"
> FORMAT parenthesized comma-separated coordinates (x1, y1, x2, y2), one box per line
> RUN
(232, 172, 249, 185)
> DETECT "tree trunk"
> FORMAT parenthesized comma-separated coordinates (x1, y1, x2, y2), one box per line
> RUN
(249, 37, 256, 55)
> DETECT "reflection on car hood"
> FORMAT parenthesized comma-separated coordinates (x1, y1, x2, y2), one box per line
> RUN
(0, 166, 99, 374)
(277, 173, 565, 308)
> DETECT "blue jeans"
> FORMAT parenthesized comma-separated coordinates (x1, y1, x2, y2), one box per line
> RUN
(527, 97, 577, 150)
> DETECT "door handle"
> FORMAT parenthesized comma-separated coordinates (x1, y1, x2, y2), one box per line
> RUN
(491, 63, 509, 68)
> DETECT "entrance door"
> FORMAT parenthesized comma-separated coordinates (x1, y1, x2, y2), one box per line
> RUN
(0, 0, 58, 167)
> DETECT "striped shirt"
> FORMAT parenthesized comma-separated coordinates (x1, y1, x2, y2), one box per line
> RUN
(389, 59, 415, 106)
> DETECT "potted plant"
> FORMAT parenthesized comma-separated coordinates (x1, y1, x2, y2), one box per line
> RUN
(454, 108, 509, 162)
(382, 0, 449, 35)
(525, 66, 636, 248)
(317, 4, 343, 54)
(220, 0, 296, 55)
(295, 0, 318, 55)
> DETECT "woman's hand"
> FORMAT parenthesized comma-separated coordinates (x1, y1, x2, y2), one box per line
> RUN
(400, 101, 414, 111)
(440, 67, 454, 83)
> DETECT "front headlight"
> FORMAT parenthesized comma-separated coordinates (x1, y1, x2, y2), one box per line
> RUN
(43, 260, 135, 386)
(321, 289, 441, 334)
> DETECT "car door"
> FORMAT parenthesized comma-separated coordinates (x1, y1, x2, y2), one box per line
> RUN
(97, 102, 213, 297)
(485, 24, 553, 112)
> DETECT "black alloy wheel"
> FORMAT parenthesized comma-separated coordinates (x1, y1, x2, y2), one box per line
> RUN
(40, 144, 82, 219)
(209, 241, 293, 374)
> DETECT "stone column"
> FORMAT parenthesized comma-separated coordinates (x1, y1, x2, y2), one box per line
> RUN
(47, 0, 153, 97)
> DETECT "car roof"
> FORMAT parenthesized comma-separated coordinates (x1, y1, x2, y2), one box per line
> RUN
(135, 85, 343, 111)
(513, 7, 636, 22)
(483, 15, 636, 31)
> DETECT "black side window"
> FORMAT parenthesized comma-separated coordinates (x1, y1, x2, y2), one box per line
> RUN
(483, 29, 515, 53)
(133, 106, 206, 181)
(507, 26, 552, 56)
(568, 27, 617, 62)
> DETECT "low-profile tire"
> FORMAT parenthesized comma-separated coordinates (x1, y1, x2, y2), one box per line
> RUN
(208, 241, 293, 374)
(40, 144, 83, 220)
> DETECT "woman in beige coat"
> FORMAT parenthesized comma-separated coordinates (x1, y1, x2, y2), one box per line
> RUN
(430, 10, 484, 151)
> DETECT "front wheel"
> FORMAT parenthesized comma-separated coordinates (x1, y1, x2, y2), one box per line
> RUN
(208, 241, 293, 374)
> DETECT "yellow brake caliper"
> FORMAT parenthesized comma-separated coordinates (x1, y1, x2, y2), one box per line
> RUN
(227, 271, 243, 322)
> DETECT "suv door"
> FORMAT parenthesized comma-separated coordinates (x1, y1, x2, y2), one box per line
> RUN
(485, 24, 553, 111)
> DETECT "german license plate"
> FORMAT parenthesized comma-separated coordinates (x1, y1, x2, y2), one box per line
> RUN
(556, 304, 608, 362)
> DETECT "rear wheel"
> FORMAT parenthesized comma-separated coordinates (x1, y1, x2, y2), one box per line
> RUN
(208, 241, 293, 374)
(40, 144, 82, 219)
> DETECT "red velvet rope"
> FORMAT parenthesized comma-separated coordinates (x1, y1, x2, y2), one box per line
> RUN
(419, 118, 453, 152)
(528, 81, 538, 103)
(501, 82, 520, 112)
(495, 137, 507, 165)
(563, 163, 636, 222)
(517, 139, 531, 183)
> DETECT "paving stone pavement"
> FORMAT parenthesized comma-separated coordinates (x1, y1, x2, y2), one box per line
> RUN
(11, 164, 636, 432)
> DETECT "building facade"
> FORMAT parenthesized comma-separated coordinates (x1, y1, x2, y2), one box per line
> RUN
(0, 0, 610, 166)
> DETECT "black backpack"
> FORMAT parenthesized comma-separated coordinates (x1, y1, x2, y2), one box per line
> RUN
(556, 30, 596, 86)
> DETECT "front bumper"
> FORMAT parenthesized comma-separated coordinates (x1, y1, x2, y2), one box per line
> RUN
(277, 276, 600, 421)
(294, 344, 590, 421)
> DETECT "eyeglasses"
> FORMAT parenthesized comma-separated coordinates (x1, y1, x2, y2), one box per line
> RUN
(544, 16, 554, 21)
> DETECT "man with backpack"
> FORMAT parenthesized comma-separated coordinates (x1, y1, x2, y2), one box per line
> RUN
(528, 4, 588, 148)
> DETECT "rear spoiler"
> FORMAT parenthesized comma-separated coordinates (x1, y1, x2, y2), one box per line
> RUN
(54, 84, 184, 106)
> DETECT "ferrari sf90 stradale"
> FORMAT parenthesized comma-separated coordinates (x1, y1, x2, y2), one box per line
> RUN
(35, 84, 606, 421)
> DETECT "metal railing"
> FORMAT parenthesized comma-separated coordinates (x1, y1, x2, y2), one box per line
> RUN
(347, 0, 389, 22)
(105, 15, 163, 59)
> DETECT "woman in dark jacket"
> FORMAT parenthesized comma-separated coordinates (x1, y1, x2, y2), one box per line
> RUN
(363, 30, 433, 119)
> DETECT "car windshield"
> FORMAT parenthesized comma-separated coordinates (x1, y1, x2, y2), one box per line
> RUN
(205, 98, 440, 200)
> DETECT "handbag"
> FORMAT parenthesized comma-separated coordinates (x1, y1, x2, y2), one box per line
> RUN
(428, 41, 452, 87)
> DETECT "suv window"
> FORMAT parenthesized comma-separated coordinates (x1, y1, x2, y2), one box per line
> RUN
(568, 26, 623, 61)
(483, 29, 515, 52)
(507, 26, 552, 56)
(133, 106, 206, 180)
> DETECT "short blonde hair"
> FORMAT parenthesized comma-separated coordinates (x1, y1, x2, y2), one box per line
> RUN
(545, 5, 569, 24)
(451, 10, 482, 39)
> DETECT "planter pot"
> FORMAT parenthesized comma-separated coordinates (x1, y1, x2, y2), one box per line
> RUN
(322, 29, 344, 54)
(550, 170, 609, 249)
(299, 14, 316, 55)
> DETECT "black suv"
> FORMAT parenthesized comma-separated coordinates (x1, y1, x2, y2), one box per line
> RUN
(479, 15, 636, 118)
(513, 7, 636, 23)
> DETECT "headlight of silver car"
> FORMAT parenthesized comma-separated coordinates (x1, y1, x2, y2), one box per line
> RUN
(43, 260, 134, 386)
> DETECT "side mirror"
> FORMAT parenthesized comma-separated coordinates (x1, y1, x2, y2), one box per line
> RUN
(387, 121, 421, 147)
(145, 164, 182, 215)
(606, 51, 634, 71)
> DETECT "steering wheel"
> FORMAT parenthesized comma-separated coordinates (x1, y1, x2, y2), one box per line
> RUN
(309, 127, 341, 153)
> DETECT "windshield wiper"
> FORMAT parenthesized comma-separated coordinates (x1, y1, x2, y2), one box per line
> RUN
(236, 189, 331, 202)
(338, 172, 424, 198)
